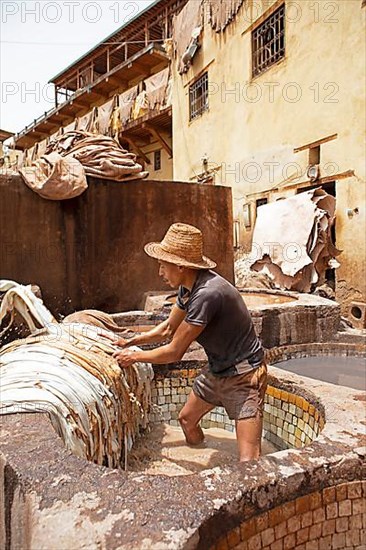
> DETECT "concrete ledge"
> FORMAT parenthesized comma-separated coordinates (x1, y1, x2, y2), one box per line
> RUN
(139, 290, 341, 348)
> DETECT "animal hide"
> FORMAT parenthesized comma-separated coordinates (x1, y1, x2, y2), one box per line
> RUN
(0, 280, 154, 468)
(172, 0, 203, 74)
(208, 0, 245, 32)
(250, 188, 341, 292)
(145, 68, 170, 111)
(19, 130, 148, 199)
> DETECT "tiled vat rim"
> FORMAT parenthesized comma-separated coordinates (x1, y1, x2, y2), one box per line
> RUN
(265, 341, 366, 362)
(150, 364, 326, 451)
(151, 342, 365, 451)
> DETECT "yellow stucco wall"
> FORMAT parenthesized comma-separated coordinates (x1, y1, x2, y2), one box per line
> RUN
(172, 0, 366, 306)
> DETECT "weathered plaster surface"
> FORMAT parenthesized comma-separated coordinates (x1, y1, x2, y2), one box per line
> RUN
(172, 0, 366, 301)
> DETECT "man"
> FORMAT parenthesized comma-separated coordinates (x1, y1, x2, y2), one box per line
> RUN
(113, 223, 267, 462)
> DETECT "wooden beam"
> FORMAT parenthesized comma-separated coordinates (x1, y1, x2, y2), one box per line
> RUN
(144, 123, 172, 158)
(50, 113, 74, 122)
(246, 169, 355, 197)
(88, 90, 108, 98)
(66, 104, 90, 115)
(294, 134, 338, 153)
(31, 130, 51, 138)
(269, 170, 355, 194)
(120, 136, 151, 164)
(42, 123, 60, 131)
(69, 97, 93, 108)
(104, 75, 123, 87)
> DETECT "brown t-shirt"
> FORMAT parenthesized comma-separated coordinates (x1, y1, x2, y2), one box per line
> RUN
(176, 270, 264, 377)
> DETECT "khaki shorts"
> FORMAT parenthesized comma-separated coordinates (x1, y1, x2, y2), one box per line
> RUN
(192, 363, 268, 421)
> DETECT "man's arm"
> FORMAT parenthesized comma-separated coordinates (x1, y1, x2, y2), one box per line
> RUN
(114, 305, 186, 348)
(113, 320, 205, 367)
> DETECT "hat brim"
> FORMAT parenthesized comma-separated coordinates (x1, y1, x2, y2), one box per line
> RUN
(144, 242, 217, 270)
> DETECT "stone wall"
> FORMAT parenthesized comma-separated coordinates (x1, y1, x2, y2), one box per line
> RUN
(214, 481, 366, 550)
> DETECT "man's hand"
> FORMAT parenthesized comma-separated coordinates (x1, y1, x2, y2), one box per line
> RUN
(113, 336, 130, 348)
(111, 320, 205, 367)
(112, 348, 136, 367)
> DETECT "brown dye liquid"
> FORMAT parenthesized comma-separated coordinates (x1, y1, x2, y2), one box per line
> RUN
(166, 292, 296, 308)
(240, 293, 297, 307)
(276, 356, 366, 391)
(128, 424, 277, 476)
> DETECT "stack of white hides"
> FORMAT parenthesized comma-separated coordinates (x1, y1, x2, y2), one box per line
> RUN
(0, 280, 153, 468)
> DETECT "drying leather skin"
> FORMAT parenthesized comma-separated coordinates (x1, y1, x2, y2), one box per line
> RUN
(251, 188, 341, 292)
(0, 280, 153, 468)
(19, 130, 148, 200)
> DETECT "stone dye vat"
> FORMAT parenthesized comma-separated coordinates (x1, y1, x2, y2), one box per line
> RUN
(271, 343, 366, 391)
(0, 342, 365, 549)
(143, 289, 341, 348)
(1, 285, 365, 548)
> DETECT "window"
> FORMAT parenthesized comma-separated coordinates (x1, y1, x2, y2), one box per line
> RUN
(309, 145, 320, 166)
(256, 197, 268, 208)
(252, 4, 285, 78)
(189, 72, 209, 121)
(154, 150, 161, 171)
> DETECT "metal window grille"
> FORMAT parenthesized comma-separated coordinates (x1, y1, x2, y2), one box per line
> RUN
(252, 5, 285, 78)
(154, 150, 161, 171)
(189, 72, 209, 121)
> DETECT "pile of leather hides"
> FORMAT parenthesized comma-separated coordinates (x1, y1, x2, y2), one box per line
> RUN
(250, 188, 341, 292)
(19, 130, 148, 200)
(0, 280, 153, 468)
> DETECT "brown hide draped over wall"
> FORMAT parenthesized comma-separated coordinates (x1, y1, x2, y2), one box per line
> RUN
(76, 110, 95, 132)
(96, 98, 115, 136)
(172, 0, 203, 74)
(120, 86, 138, 125)
(64, 121, 77, 134)
(144, 68, 170, 111)
(0, 175, 233, 315)
(19, 131, 148, 200)
(208, 0, 245, 32)
(37, 139, 48, 158)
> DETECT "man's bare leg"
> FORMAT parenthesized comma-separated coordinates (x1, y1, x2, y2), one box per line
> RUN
(178, 390, 215, 445)
(235, 414, 263, 462)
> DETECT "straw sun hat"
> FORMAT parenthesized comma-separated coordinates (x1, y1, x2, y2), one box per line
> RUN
(144, 223, 217, 270)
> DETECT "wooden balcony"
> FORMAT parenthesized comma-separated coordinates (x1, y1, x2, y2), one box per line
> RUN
(120, 107, 173, 164)
(14, 44, 168, 150)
